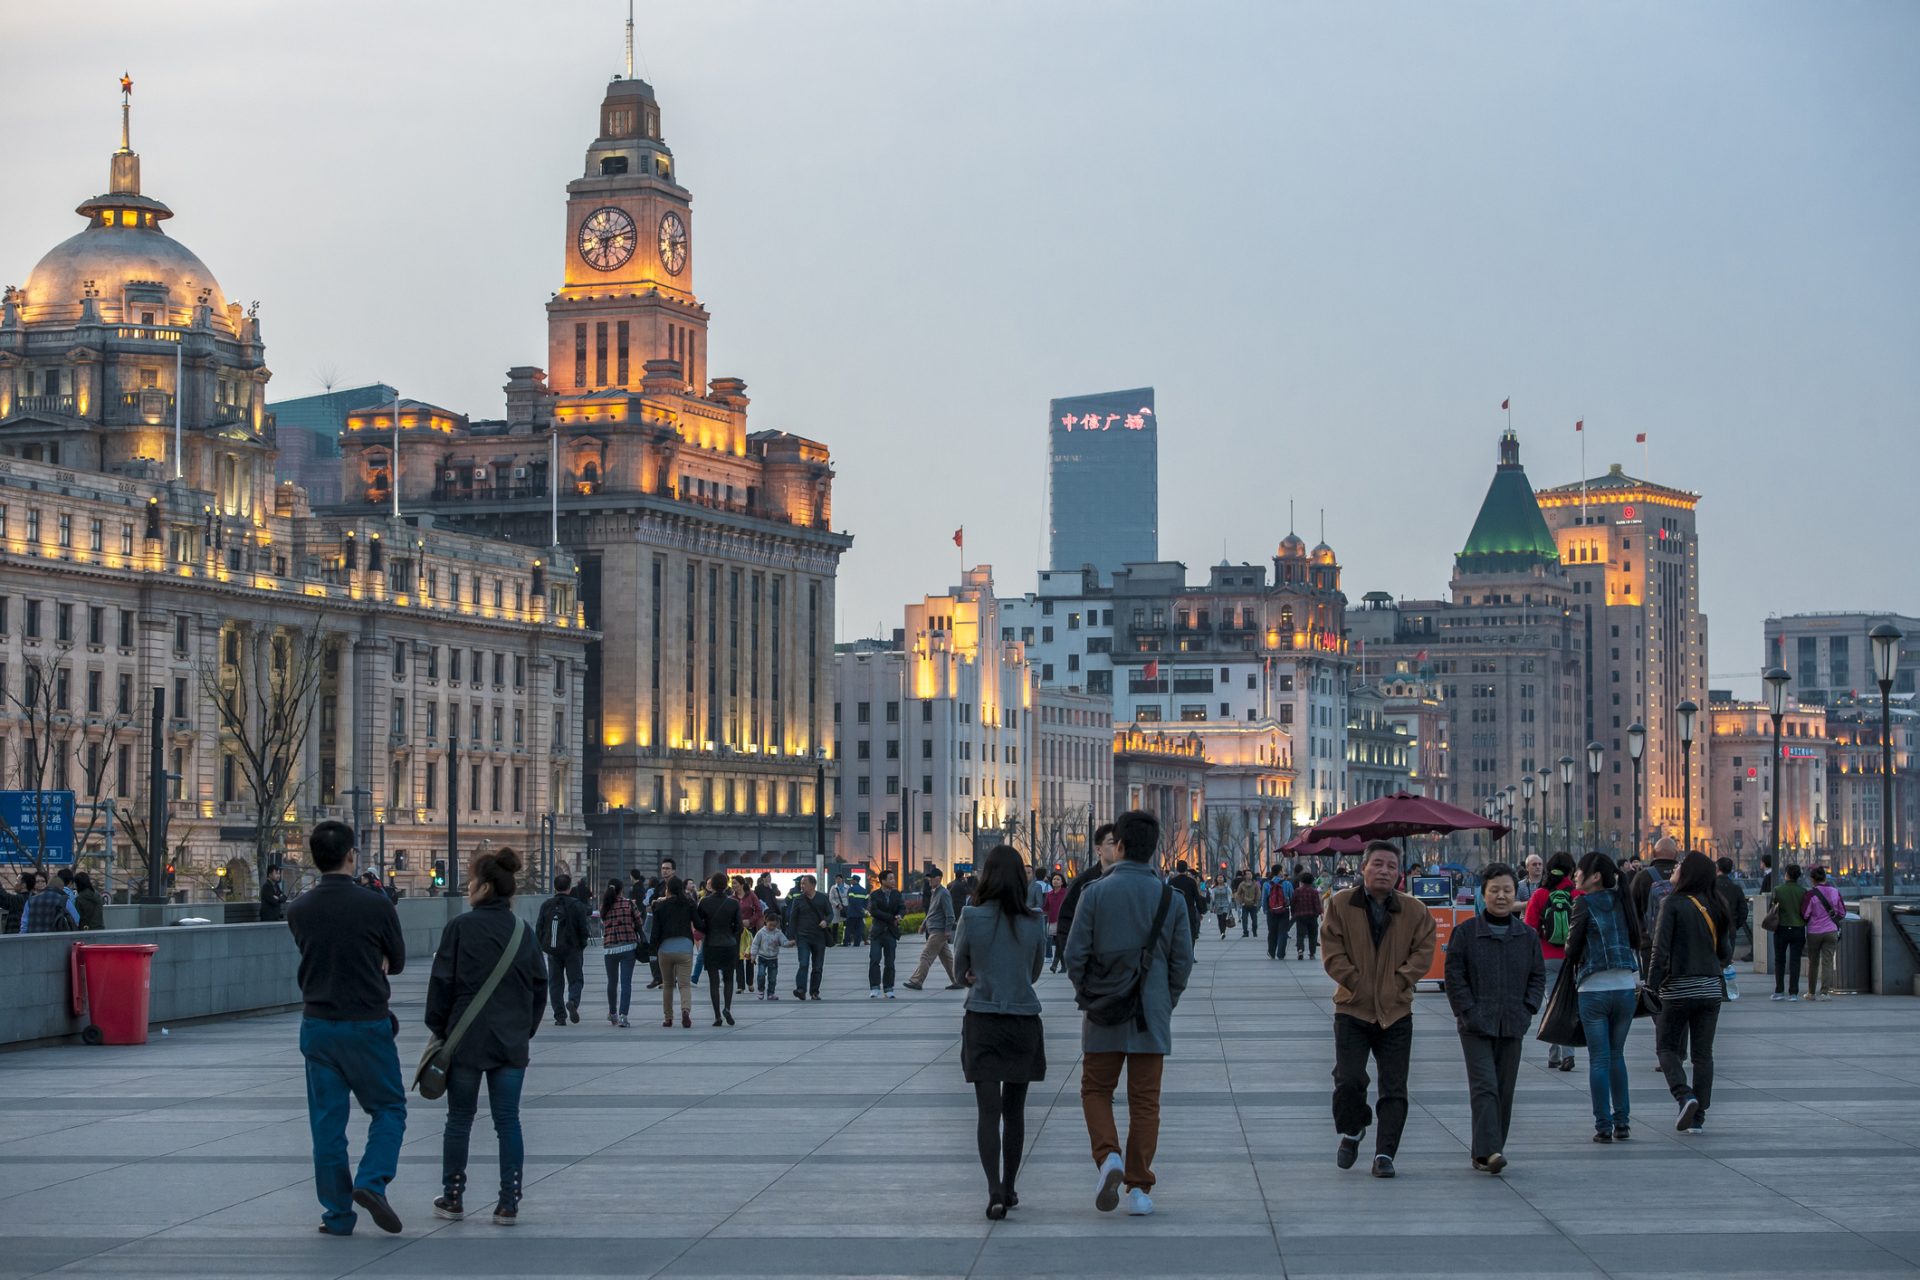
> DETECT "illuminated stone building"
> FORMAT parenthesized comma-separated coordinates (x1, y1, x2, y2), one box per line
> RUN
(0, 88, 588, 894)
(832, 567, 1031, 879)
(1347, 685, 1414, 803)
(1536, 462, 1707, 851)
(1378, 670, 1450, 800)
(338, 68, 850, 883)
(1031, 685, 1114, 869)
(1706, 694, 1828, 873)
(1111, 725, 1211, 864)
(1823, 695, 1917, 874)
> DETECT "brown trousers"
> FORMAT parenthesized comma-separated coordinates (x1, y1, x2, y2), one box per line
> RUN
(658, 951, 693, 1019)
(1080, 1051, 1165, 1192)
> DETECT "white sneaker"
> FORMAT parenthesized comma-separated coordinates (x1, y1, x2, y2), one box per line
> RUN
(1125, 1187, 1154, 1216)
(1770, 993, 1785, 1001)
(1789, 995, 1801, 1002)
(1093, 1153, 1124, 1212)
(869, 988, 881, 999)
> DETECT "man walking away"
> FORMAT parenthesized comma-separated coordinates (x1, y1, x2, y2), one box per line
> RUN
(1168, 860, 1204, 944)
(20, 873, 78, 934)
(787, 875, 834, 999)
(1444, 862, 1545, 1175)
(537, 874, 591, 1025)
(843, 874, 870, 948)
(259, 864, 289, 923)
(1264, 866, 1293, 959)
(1054, 828, 1116, 969)
(1767, 862, 1810, 1001)
(285, 821, 408, 1237)
(903, 866, 961, 990)
(1629, 837, 1681, 970)
(1234, 872, 1260, 938)
(1065, 809, 1193, 1217)
(1713, 857, 1750, 988)
(1291, 872, 1323, 959)
(868, 869, 905, 998)
(1321, 840, 1437, 1178)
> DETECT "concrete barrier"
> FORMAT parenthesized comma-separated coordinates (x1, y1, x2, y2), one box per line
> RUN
(1, 890, 551, 1048)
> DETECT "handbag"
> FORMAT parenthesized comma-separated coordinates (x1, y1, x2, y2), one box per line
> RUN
(1760, 895, 1779, 933)
(1535, 955, 1586, 1047)
(1633, 982, 1662, 1019)
(415, 915, 526, 1100)
(1076, 885, 1175, 1031)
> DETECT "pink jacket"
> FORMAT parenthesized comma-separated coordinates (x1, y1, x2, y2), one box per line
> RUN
(1523, 883, 1583, 960)
(1044, 885, 1068, 925)
(1804, 884, 1846, 936)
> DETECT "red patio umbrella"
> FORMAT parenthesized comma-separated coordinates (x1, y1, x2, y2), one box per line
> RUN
(1279, 830, 1366, 857)
(1312, 792, 1510, 842)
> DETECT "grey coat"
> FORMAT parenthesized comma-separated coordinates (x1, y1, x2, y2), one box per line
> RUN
(1064, 860, 1194, 1055)
(953, 902, 1047, 1015)
(923, 883, 956, 935)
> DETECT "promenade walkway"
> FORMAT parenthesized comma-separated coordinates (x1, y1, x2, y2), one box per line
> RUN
(1, 926, 1917, 1278)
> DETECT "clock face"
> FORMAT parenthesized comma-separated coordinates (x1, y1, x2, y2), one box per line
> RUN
(658, 211, 688, 275)
(578, 207, 637, 270)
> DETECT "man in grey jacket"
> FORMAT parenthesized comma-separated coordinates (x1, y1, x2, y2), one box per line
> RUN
(1065, 809, 1194, 1218)
(903, 866, 961, 991)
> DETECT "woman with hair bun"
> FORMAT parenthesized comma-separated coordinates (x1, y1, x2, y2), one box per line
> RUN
(426, 847, 548, 1225)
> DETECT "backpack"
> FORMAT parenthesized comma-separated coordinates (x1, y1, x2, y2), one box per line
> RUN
(1643, 874, 1675, 940)
(1542, 887, 1574, 948)
(1267, 881, 1289, 913)
(1075, 885, 1176, 1030)
(537, 896, 571, 954)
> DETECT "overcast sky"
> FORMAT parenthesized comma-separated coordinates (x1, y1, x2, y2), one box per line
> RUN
(6, 2, 1916, 695)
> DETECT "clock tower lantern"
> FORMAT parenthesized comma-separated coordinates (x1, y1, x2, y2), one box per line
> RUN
(548, 76, 708, 396)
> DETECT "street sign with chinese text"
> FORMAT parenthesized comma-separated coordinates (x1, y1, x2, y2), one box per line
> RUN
(0, 791, 76, 865)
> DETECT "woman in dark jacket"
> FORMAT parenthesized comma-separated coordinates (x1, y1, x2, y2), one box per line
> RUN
(71, 873, 105, 930)
(694, 873, 743, 1026)
(426, 847, 548, 1225)
(1443, 862, 1545, 1175)
(649, 878, 697, 1027)
(1562, 851, 1642, 1142)
(1647, 851, 1734, 1134)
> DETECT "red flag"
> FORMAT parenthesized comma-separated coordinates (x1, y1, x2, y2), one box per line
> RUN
(1500, 398, 1509, 411)
(952, 527, 963, 548)
(1635, 432, 1647, 443)
(1143, 660, 1159, 680)
(1575, 419, 1584, 432)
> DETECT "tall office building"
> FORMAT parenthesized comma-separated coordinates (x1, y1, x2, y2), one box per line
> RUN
(268, 382, 394, 504)
(1048, 387, 1156, 580)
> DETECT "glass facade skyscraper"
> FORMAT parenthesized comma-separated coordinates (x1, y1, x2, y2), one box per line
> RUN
(1048, 386, 1156, 581)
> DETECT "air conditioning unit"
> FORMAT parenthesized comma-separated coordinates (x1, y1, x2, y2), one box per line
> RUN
(512, 467, 528, 480)
(474, 467, 489, 481)
(443, 469, 457, 481)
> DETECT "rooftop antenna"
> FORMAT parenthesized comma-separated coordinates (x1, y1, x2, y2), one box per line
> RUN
(118, 71, 132, 152)
(1319, 507, 1325, 543)
(625, 0, 634, 79)
(1288, 498, 1295, 533)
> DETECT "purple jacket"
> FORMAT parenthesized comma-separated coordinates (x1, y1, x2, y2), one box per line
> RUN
(1804, 885, 1846, 936)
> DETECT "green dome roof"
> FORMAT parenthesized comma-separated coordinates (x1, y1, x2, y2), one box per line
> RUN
(1456, 431, 1559, 575)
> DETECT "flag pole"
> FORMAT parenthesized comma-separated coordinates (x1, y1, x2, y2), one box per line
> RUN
(549, 427, 559, 547)
(391, 391, 402, 520)
(1578, 417, 1587, 523)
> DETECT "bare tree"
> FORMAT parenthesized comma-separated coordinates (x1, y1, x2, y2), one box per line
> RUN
(0, 644, 78, 874)
(115, 801, 197, 898)
(200, 618, 329, 885)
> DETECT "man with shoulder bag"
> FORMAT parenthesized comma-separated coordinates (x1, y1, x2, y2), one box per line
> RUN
(1064, 809, 1195, 1218)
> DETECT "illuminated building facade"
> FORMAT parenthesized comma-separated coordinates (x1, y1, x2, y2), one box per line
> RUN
(1347, 685, 1414, 803)
(1822, 695, 1917, 872)
(1048, 388, 1156, 581)
(1032, 685, 1114, 869)
(0, 95, 588, 894)
(1763, 612, 1920, 705)
(1536, 461, 1708, 851)
(1706, 695, 1828, 873)
(1112, 725, 1211, 863)
(339, 69, 850, 883)
(267, 383, 394, 506)
(1378, 671, 1450, 800)
(832, 567, 1031, 878)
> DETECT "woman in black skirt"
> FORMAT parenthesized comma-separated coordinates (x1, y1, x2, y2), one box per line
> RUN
(953, 843, 1048, 1220)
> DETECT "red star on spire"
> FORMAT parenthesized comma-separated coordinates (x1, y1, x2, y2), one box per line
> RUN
(120, 72, 133, 96)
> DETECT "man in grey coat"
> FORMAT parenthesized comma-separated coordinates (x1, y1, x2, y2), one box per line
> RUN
(1065, 809, 1194, 1218)
(903, 866, 961, 990)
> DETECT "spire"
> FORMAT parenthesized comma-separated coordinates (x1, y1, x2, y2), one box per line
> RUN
(625, 0, 635, 80)
(110, 71, 140, 196)
(1456, 431, 1560, 576)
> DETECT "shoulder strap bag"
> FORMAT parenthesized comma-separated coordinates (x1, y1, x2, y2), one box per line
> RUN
(1075, 884, 1175, 1032)
(415, 915, 526, 1100)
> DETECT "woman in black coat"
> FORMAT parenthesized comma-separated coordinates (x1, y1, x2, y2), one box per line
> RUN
(426, 847, 548, 1225)
(1647, 851, 1734, 1133)
(693, 873, 743, 1026)
(1443, 861, 1545, 1175)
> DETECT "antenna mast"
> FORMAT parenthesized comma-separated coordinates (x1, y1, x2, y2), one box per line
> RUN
(625, 0, 634, 79)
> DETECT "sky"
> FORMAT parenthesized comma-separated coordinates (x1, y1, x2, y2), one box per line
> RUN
(5, 1, 1916, 696)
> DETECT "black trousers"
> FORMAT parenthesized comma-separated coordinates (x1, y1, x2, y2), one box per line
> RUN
(1332, 1013, 1412, 1156)
(1267, 913, 1292, 958)
(868, 932, 898, 989)
(1656, 996, 1721, 1110)
(1458, 1033, 1522, 1160)
(546, 948, 584, 1019)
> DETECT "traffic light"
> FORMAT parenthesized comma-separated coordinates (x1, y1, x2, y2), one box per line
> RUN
(164, 862, 177, 890)
(216, 865, 230, 898)
(431, 859, 446, 888)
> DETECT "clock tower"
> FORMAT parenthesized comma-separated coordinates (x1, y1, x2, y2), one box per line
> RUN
(547, 75, 708, 396)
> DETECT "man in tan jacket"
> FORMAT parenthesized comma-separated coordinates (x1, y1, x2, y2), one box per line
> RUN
(1320, 840, 1437, 1178)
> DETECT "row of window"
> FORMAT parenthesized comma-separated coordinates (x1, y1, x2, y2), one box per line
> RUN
(391, 643, 563, 694)
(386, 697, 561, 752)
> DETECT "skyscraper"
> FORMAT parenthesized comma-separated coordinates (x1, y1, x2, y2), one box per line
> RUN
(1048, 387, 1156, 580)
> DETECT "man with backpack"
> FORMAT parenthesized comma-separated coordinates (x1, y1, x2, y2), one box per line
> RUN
(1233, 871, 1260, 938)
(20, 871, 78, 933)
(1291, 871, 1324, 959)
(1629, 837, 1682, 971)
(537, 874, 591, 1026)
(1065, 809, 1194, 1217)
(1522, 853, 1580, 1072)
(1264, 865, 1293, 960)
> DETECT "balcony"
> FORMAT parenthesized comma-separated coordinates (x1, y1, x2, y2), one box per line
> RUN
(13, 394, 77, 417)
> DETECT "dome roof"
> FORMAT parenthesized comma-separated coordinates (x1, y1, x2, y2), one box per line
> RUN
(22, 220, 230, 332)
(1278, 532, 1307, 558)
(1311, 541, 1336, 565)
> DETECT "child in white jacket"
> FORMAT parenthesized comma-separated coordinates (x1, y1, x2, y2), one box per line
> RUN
(750, 914, 792, 1000)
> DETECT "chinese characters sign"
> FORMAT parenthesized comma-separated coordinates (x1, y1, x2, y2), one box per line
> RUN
(1059, 407, 1152, 432)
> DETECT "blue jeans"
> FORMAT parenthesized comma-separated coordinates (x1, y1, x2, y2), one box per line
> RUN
(793, 937, 825, 996)
(604, 949, 636, 1017)
(1576, 986, 1635, 1134)
(868, 932, 897, 989)
(299, 1016, 407, 1234)
(443, 1064, 525, 1206)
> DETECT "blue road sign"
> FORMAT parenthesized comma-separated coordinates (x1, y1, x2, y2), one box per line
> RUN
(0, 791, 76, 865)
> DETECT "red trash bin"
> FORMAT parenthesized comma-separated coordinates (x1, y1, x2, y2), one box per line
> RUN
(70, 943, 159, 1045)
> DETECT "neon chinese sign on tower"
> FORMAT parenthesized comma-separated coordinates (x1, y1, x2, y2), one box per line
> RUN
(1047, 386, 1157, 582)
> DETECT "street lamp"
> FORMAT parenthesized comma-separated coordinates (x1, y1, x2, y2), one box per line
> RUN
(1538, 765, 1553, 859)
(1763, 668, 1790, 889)
(1626, 722, 1645, 864)
(1585, 741, 1604, 847)
(1677, 699, 1699, 855)
(1504, 784, 1517, 855)
(1871, 623, 1903, 895)
(1521, 774, 1535, 861)
(1557, 755, 1575, 854)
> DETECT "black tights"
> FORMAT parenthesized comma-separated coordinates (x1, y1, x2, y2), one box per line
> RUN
(706, 953, 735, 1016)
(973, 1081, 1029, 1193)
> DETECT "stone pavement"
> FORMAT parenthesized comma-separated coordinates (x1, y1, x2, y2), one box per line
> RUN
(2, 924, 1919, 1278)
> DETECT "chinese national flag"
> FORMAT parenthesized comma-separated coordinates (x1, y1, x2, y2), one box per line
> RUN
(1143, 660, 1160, 680)
(1575, 419, 1584, 432)
(1501, 398, 1509, 411)
(952, 527, 963, 548)
(1635, 432, 1647, 443)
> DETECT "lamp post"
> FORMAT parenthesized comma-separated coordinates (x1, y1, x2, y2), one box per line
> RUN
(1871, 623, 1903, 895)
(1585, 741, 1604, 848)
(1626, 723, 1645, 865)
(1504, 784, 1517, 856)
(1677, 699, 1699, 855)
(1763, 668, 1790, 889)
(1538, 765, 1553, 859)
(1558, 755, 1575, 854)
(1522, 774, 1535, 861)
